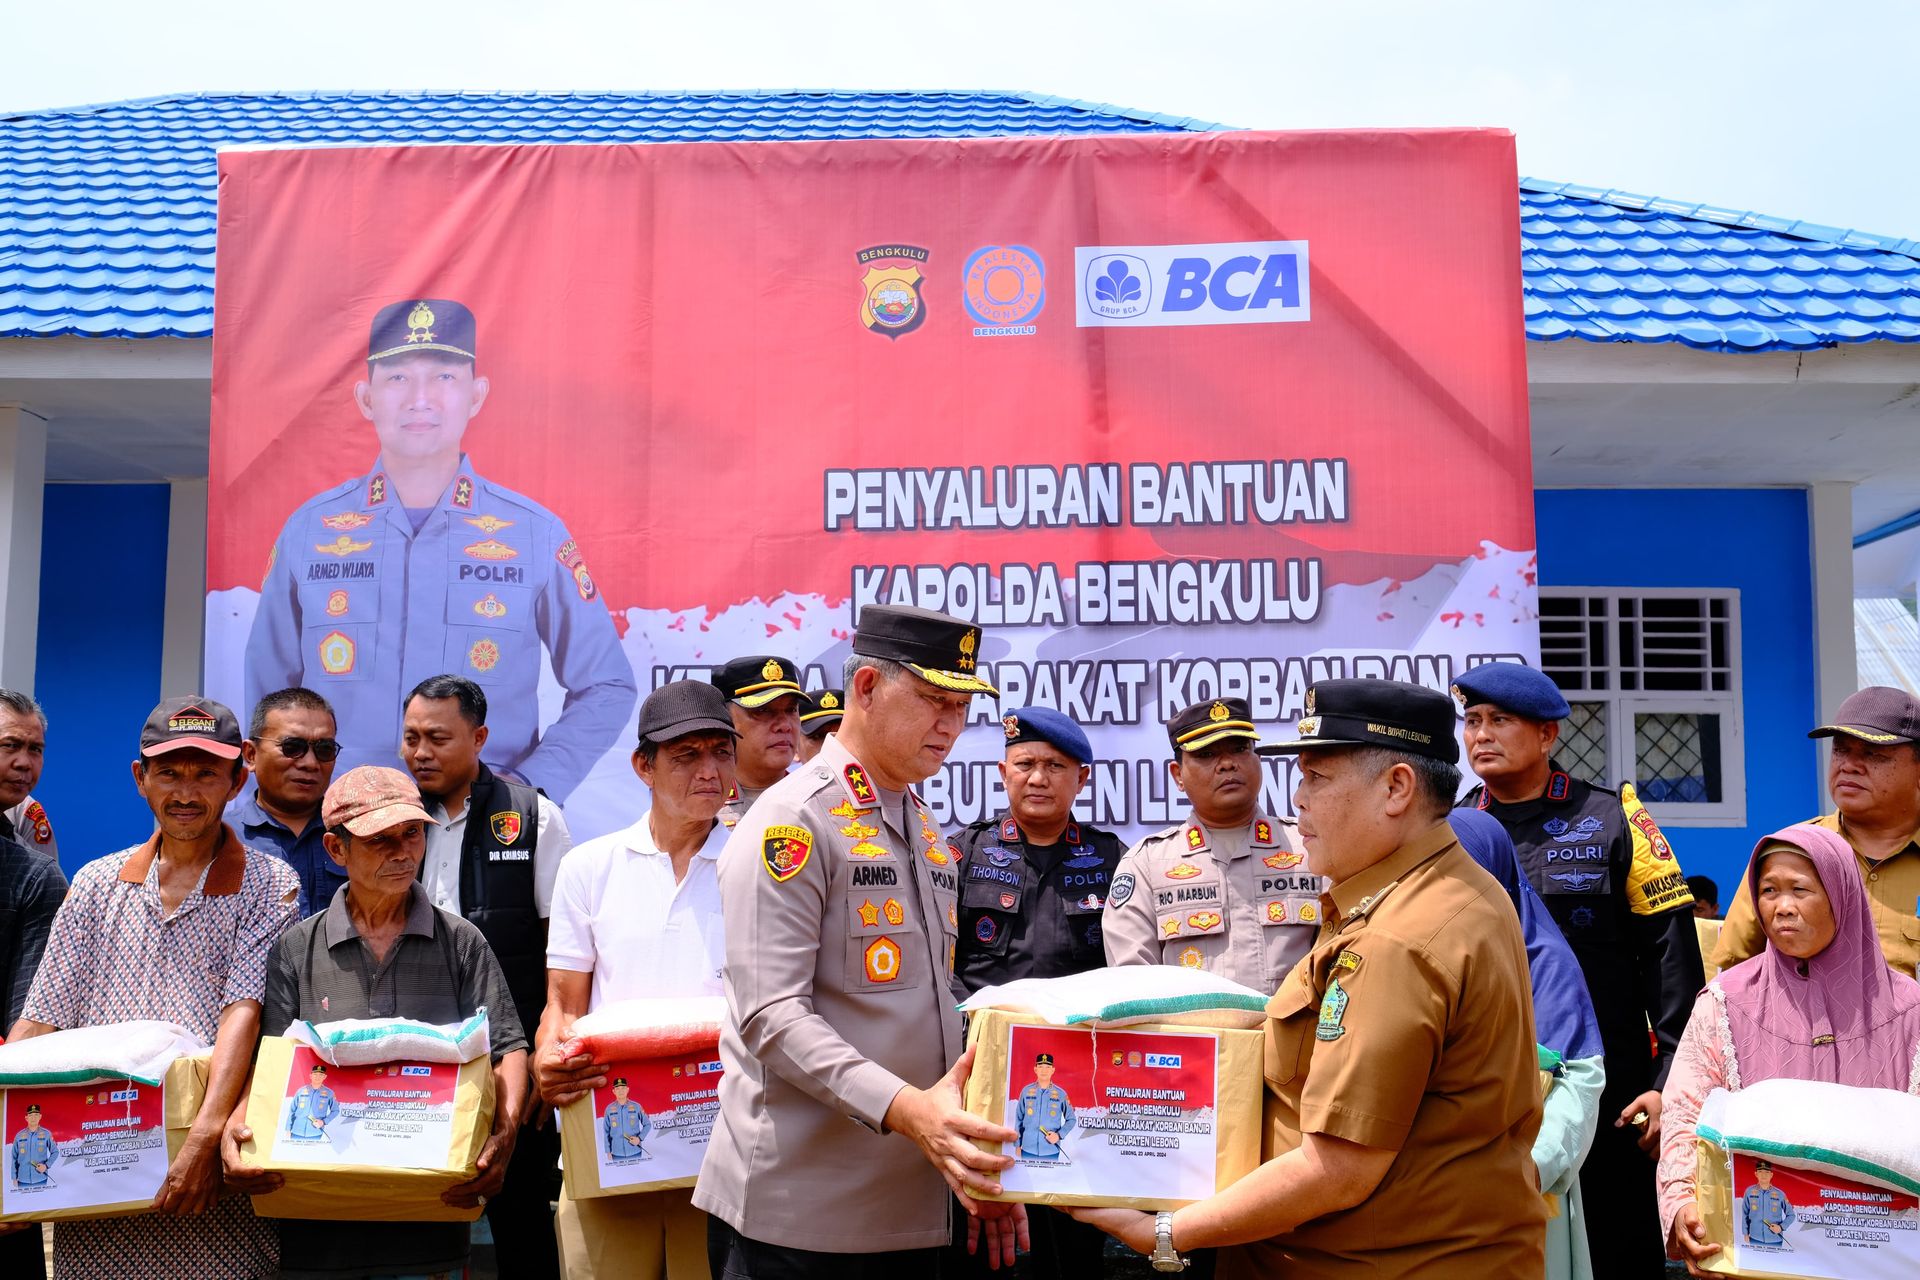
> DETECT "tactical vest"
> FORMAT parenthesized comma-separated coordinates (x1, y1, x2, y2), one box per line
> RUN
(455, 764, 544, 1037)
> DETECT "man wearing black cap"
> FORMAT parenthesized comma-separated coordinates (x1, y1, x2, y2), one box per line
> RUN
(796, 689, 844, 764)
(245, 296, 637, 804)
(948, 706, 1124, 1279)
(537, 680, 739, 1279)
(1713, 685, 1920, 978)
(1103, 697, 1316, 994)
(10, 697, 300, 1278)
(697, 605, 1029, 1276)
(1452, 660, 1701, 1278)
(711, 656, 808, 822)
(1070, 679, 1545, 1276)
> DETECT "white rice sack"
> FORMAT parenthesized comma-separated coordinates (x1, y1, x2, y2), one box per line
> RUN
(1697, 1079, 1920, 1196)
(285, 1008, 490, 1066)
(959, 966, 1269, 1029)
(0, 1020, 207, 1087)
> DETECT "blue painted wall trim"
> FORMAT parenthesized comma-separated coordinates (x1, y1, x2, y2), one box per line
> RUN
(1535, 488, 1819, 901)
(34, 483, 169, 876)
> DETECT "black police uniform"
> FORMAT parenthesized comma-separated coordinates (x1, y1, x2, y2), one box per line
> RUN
(1461, 763, 1703, 1277)
(951, 815, 1125, 996)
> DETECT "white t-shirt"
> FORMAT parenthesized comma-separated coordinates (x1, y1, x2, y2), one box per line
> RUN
(545, 811, 728, 1009)
(422, 789, 571, 918)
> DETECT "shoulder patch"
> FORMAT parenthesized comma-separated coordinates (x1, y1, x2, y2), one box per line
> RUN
(842, 764, 877, 807)
(1108, 872, 1136, 908)
(1621, 783, 1692, 915)
(762, 825, 814, 882)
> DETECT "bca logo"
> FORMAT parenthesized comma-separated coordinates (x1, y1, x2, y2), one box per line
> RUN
(1143, 1053, 1183, 1069)
(1075, 241, 1310, 328)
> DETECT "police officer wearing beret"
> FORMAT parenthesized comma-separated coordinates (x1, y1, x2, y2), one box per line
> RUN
(1103, 697, 1316, 994)
(948, 706, 1124, 1279)
(245, 298, 638, 803)
(796, 689, 844, 764)
(697, 605, 1029, 1277)
(1071, 680, 1545, 1277)
(712, 655, 807, 823)
(1453, 661, 1702, 1278)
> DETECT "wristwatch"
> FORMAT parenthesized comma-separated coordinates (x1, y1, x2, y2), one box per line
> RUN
(1149, 1210, 1189, 1272)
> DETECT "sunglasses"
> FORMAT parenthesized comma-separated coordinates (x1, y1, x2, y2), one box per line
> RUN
(260, 736, 341, 763)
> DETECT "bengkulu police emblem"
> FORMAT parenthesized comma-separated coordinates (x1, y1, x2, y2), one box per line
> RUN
(858, 244, 930, 340)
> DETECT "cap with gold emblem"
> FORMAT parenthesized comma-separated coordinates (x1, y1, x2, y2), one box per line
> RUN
(799, 688, 845, 737)
(851, 605, 998, 695)
(368, 298, 477, 364)
(712, 656, 808, 709)
(1167, 697, 1259, 753)
(1258, 678, 1460, 763)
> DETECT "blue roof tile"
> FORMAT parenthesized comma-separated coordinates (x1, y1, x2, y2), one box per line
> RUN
(2, 92, 1916, 351)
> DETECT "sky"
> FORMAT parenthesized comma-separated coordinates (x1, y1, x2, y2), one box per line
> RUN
(4, 0, 1916, 237)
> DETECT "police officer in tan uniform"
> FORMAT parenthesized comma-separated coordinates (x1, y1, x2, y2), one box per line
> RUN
(796, 689, 844, 765)
(1069, 680, 1545, 1277)
(1103, 696, 1318, 993)
(695, 606, 1028, 1276)
(713, 655, 807, 824)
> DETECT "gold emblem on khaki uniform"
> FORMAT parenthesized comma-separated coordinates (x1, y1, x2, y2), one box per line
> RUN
(1299, 901, 1320, 923)
(856, 899, 882, 928)
(863, 936, 902, 983)
(1164, 862, 1201, 880)
(1187, 911, 1223, 931)
(463, 513, 515, 534)
(315, 534, 373, 557)
(1161, 918, 1181, 938)
(883, 898, 906, 926)
(1266, 901, 1288, 923)
(840, 819, 879, 841)
(1263, 851, 1304, 870)
(1334, 950, 1362, 974)
(1179, 946, 1204, 968)
(848, 840, 889, 860)
(828, 800, 874, 820)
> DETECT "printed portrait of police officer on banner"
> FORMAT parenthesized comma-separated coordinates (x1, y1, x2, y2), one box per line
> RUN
(245, 298, 636, 802)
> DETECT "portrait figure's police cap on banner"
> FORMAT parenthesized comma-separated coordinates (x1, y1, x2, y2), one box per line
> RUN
(638, 680, 741, 745)
(1449, 661, 1571, 722)
(1259, 678, 1460, 763)
(799, 689, 845, 737)
(368, 297, 478, 364)
(712, 656, 808, 709)
(852, 605, 999, 695)
(1003, 706, 1093, 764)
(1167, 697, 1259, 753)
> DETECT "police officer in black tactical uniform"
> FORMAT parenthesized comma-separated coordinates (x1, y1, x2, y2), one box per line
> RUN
(1453, 661, 1703, 1279)
(948, 706, 1124, 1280)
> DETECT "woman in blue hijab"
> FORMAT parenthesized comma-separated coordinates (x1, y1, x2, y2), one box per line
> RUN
(1451, 808, 1606, 1280)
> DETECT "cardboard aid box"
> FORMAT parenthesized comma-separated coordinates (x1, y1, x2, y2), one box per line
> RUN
(1694, 1138, 1920, 1279)
(961, 1008, 1262, 1211)
(559, 1045, 724, 1200)
(0, 1053, 208, 1223)
(240, 1036, 495, 1223)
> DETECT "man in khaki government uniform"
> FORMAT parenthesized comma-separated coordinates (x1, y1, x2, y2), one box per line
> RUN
(1713, 685, 1920, 977)
(1068, 678, 1544, 1278)
(696, 605, 1027, 1277)
(1103, 696, 1318, 992)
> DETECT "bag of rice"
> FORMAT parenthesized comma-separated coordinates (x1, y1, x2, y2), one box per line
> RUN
(284, 1009, 490, 1066)
(0, 1020, 206, 1088)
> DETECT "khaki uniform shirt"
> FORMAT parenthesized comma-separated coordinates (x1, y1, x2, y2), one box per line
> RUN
(694, 734, 963, 1252)
(1102, 814, 1317, 993)
(1221, 823, 1545, 1279)
(1711, 811, 1920, 978)
(716, 780, 775, 828)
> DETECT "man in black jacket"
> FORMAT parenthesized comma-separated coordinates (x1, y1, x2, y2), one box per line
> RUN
(403, 674, 572, 1280)
(1453, 661, 1703, 1278)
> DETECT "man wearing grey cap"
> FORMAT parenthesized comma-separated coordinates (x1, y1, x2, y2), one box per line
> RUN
(223, 764, 529, 1280)
(697, 606, 1028, 1276)
(1713, 685, 1920, 978)
(536, 680, 741, 1279)
(9, 697, 300, 1278)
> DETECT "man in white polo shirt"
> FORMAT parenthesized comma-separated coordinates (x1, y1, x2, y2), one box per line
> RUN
(535, 680, 739, 1279)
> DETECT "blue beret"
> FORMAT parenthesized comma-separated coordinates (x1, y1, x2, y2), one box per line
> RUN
(1001, 706, 1093, 764)
(1450, 662, 1570, 721)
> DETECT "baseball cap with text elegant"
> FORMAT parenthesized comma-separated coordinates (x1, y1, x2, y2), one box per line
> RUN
(852, 605, 999, 695)
(140, 696, 243, 760)
(323, 765, 436, 837)
(638, 680, 741, 745)
(1808, 685, 1920, 745)
(1258, 679, 1461, 763)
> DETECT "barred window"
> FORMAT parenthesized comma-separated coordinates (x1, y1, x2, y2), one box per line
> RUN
(1538, 589, 1744, 825)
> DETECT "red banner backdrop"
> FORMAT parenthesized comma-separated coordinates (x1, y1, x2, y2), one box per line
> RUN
(207, 130, 1536, 840)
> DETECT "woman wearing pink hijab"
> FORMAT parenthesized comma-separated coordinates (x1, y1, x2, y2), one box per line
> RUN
(1659, 823, 1920, 1274)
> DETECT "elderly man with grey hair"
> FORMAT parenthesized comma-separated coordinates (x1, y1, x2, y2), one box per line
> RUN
(0, 688, 55, 860)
